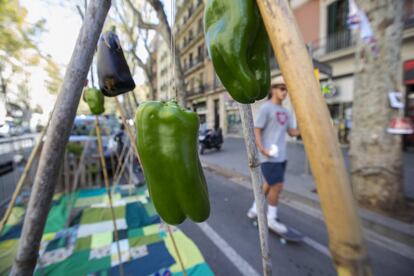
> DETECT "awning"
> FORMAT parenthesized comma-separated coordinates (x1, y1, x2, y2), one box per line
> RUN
(404, 60, 414, 85)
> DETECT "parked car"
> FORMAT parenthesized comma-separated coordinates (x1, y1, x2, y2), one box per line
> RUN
(0, 123, 10, 138)
(69, 115, 120, 174)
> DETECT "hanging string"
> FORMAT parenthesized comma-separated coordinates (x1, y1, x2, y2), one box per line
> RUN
(95, 116, 125, 276)
(169, 0, 177, 101)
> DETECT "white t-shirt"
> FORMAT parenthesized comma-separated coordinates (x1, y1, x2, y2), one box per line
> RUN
(254, 101, 294, 163)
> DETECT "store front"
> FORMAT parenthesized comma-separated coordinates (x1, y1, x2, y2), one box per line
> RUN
(223, 92, 242, 136)
(404, 60, 414, 149)
(192, 101, 207, 126)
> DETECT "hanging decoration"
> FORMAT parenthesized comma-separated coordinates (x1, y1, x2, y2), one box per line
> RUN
(97, 30, 136, 97)
(83, 87, 105, 115)
(135, 100, 210, 225)
(347, 0, 377, 54)
(204, 0, 271, 104)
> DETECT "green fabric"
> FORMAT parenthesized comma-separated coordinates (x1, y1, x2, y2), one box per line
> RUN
(172, 263, 214, 276)
(127, 228, 143, 239)
(34, 250, 110, 276)
(0, 239, 18, 276)
(144, 202, 157, 216)
(129, 233, 161, 248)
(75, 236, 91, 252)
(143, 224, 159, 235)
(0, 225, 11, 236)
(166, 231, 205, 273)
(74, 195, 106, 208)
(44, 195, 70, 233)
(46, 236, 66, 251)
(5, 207, 25, 226)
(78, 188, 107, 198)
(1, 186, 213, 276)
(91, 232, 112, 249)
(80, 206, 124, 224)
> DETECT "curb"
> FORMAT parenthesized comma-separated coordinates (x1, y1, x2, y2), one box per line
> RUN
(202, 161, 414, 258)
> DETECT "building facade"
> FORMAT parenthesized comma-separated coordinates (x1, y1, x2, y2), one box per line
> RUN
(155, 35, 174, 101)
(168, 0, 414, 142)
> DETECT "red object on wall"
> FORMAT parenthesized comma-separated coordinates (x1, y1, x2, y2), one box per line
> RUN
(404, 60, 414, 85)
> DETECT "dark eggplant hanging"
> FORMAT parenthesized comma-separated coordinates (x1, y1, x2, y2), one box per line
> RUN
(97, 31, 135, 97)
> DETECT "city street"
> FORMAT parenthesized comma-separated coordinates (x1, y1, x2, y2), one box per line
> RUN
(174, 138, 414, 276)
(2, 1, 414, 274)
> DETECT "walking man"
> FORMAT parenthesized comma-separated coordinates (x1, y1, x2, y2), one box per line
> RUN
(247, 76, 300, 234)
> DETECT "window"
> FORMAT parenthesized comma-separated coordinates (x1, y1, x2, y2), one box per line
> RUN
(197, 45, 203, 60)
(189, 53, 193, 67)
(326, 0, 351, 52)
(198, 18, 203, 33)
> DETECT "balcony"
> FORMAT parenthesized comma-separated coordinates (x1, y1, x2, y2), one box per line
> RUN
(184, 55, 205, 74)
(308, 13, 414, 60)
(180, 31, 204, 54)
(307, 30, 356, 59)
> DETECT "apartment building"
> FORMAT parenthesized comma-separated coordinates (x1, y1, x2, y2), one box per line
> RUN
(174, 0, 229, 131)
(285, 0, 414, 145)
(233, 0, 414, 141)
(155, 36, 174, 101)
(168, 0, 414, 140)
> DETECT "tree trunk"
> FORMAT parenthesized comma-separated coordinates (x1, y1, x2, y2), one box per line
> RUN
(350, 0, 405, 212)
(10, 1, 111, 274)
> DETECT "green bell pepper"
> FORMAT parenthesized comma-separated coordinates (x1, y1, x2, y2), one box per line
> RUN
(83, 87, 105, 115)
(204, 0, 271, 104)
(135, 101, 210, 225)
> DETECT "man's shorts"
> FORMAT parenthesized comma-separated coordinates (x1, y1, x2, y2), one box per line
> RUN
(260, 161, 287, 186)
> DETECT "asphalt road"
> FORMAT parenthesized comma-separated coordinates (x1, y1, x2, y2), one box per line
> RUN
(179, 170, 414, 276)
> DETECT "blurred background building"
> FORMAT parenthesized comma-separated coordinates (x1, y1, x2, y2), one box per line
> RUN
(150, 0, 414, 148)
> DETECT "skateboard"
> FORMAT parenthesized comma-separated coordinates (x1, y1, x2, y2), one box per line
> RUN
(250, 217, 304, 244)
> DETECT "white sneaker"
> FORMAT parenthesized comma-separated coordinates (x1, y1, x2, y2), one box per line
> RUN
(268, 218, 287, 234)
(247, 208, 257, 219)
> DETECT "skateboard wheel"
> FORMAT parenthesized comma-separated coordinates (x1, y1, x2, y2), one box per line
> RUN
(280, 239, 286, 245)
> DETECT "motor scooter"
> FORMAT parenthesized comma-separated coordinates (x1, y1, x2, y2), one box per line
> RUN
(198, 128, 223, 154)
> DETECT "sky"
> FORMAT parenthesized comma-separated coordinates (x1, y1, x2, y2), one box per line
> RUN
(18, 0, 174, 122)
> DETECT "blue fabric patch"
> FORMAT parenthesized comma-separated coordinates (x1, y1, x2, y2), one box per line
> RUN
(126, 202, 160, 229)
(78, 188, 107, 198)
(110, 241, 175, 276)
(0, 223, 22, 242)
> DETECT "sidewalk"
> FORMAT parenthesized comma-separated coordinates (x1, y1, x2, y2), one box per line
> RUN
(200, 137, 414, 255)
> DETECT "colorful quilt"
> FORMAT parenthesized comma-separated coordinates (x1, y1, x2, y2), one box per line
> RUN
(0, 186, 213, 276)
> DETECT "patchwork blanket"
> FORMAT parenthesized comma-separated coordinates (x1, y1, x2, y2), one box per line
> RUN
(0, 186, 213, 276)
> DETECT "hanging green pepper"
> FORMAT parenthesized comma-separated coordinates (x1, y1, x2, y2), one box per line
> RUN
(204, 0, 271, 104)
(135, 101, 210, 225)
(83, 87, 105, 115)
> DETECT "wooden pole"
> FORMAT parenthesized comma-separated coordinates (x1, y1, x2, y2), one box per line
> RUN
(255, 1, 371, 275)
(10, 1, 111, 274)
(166, 225, 187, 276)
(95, 117, 124, 276)
(0, 116, 51, 233)
(115, 98, 141, 163)
(238, 104, 272, 276)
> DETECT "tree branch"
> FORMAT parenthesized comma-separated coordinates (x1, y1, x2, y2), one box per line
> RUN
(124, 0, 159, 30)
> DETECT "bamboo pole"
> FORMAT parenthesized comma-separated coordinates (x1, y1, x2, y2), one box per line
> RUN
(115, 98, 140, 163)
(166, 225, 187, 276)
(95, 117, 124, 276)
(255, 0, 371, 275)
(10, 1, 111, 274)
(238, 104, 272, 276)
(0, 117, 51, 233)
